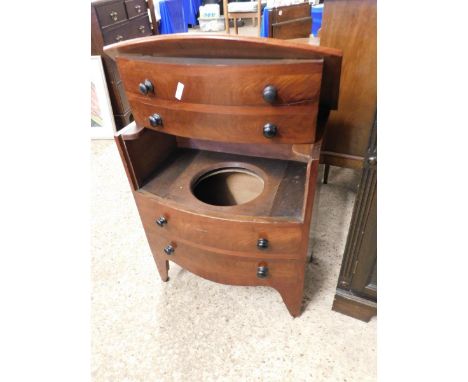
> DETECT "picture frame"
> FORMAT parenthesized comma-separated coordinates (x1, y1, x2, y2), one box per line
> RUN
(91, 55, 115, 139)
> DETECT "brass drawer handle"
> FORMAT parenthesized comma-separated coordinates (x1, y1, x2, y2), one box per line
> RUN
(138, 25, 145, 33)
(135, 4, 142, 13)
(115, 35, 123, 42)
(109, 11, 118, 21)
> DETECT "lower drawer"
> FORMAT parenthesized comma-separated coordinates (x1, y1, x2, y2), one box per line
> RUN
(148, 232, 305, 287)
(135, 192, 305, 258)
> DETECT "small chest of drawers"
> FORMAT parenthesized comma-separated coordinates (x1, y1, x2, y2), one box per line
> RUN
(105, 36, 342, 317)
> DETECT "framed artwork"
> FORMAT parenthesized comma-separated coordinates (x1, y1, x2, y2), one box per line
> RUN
(91, 55, 115, 139)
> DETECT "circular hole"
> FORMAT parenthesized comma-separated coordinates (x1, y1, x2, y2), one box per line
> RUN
(192, 167, 264, 206)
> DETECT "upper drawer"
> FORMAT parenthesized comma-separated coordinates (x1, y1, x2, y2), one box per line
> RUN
(116, 56, 323, 106)
(96, 1, 127, 28)
(125, 0, 147, 19)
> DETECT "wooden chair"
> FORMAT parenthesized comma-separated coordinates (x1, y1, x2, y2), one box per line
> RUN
(223, 0, 262, 35)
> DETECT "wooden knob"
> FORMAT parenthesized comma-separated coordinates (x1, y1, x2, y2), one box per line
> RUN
(263, 123, 277, 138)
(263, 85, 277, 104)
(257, 238, 269, 249)
(149, 114, 163, 127)
(257, 265, 268, 278)
(156, 216, 167, 227)
(138, 79, 154, 95)
(164, 244, 174, 255)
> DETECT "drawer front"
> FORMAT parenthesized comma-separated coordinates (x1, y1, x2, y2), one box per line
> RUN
(96, 1, 127, 28)
(102, 23, 131, 45)
(125, 0, 147, 19)
(128, 15, 152, 38)
(148, 232, 304, 286)
(117, 56, 323, 107)
(129, 96, 318, 144)
(273, 3, 310, 23)
(135, 194, 305, 258)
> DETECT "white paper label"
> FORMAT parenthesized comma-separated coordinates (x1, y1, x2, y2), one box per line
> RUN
(175, 82, 184, 100)
(279, 10, 283, 15)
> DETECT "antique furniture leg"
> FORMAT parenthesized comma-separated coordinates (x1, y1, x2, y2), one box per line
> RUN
(275, 262, 306, 317)
(153, 253, 170, 282)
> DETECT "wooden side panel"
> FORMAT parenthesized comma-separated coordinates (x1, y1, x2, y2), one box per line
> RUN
(115, 127, 177, 189)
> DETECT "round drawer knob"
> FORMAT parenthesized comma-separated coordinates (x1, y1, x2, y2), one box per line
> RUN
(156, 216, 167, 227)
(149, 113, 163, 127)
(138, 79, 154, 95)
(257, 238, 269, 250)
(263, 85, 278, 104)
(257, 265, 269, 278)
(263, 123, 277, 138)
(164, 244, 174, 255)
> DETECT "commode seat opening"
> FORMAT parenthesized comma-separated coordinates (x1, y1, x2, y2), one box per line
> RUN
(191, 167, 265, 206)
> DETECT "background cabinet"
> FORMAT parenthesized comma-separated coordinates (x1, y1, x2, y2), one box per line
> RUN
(320, 0, 376, 169)
(332, 118, 376, 321)
(91, 0, 157, 130)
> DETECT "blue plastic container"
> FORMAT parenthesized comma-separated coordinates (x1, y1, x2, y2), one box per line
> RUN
(311, 4, 323, 37)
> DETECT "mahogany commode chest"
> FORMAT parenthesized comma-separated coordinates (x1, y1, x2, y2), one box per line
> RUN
(104, 35, 342, 317)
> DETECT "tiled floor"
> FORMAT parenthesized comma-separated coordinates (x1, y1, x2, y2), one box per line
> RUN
(91, 140, 377, 382)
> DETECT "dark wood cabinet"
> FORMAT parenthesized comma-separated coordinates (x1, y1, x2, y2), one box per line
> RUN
(332, 118, 377, 321)
(91, 0, 157, 130)
(320, 0, 376, 169)
(105, 35, 343, 317)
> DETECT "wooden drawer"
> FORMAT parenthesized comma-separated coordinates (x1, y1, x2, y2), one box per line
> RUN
(129, 97, 318, 144)
(135, 193, 305, 258)
(127, 14, 152, 38)
(117, 56, 323, 106)
(147, 232, 304, 287)
(272, 3, 310, 24)
(96, 1, 127, 28)
(125, 0, 147, 19)
(103, 23, 131, 45)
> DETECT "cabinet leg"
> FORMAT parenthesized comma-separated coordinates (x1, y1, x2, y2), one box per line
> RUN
(276, 285, 304, 317)
(154, 255, 169, 282)
(323, 164, 330, 184)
